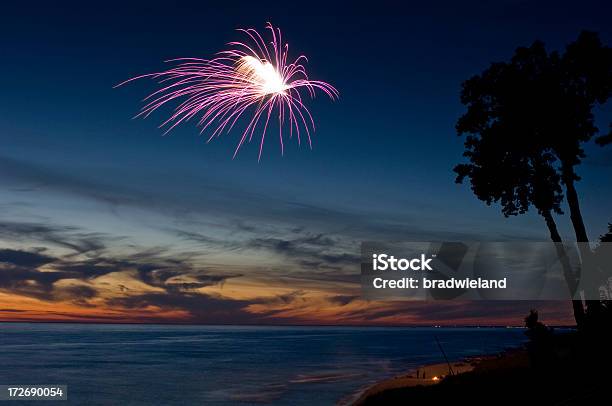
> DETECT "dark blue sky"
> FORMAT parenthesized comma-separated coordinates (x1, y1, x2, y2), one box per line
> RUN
(0, 1, 610, 324)
(1, 0, 610, 234)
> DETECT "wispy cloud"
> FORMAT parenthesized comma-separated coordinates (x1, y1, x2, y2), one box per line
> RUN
(0, 156, 573, 325)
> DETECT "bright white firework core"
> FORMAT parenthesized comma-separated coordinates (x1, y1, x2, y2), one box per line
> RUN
(118, 23, 339, 160)
(237, 56, 289, 95)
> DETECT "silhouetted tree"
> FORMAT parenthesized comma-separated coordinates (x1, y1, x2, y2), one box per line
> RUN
(598, 223, 612, 243)
(454, 51, 584, 324)
(585, 224, 612, 333)
(552, 33, 612, 245)
(454, 123, 584, 324)
(455, 31, 612, 325)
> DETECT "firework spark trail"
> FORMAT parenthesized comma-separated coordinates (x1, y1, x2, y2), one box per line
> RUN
(117, 23, 338, 160)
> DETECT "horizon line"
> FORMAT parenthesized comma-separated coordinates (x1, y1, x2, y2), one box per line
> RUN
(0, 320, 577, 329)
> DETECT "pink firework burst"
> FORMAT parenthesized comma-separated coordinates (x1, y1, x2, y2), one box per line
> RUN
(117, 23, 338, 160)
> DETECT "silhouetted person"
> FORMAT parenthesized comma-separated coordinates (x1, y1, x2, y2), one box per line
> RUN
(524, 310, 554, 369)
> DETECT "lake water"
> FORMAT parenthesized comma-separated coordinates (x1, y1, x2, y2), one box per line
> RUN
(0, 323, 526, 405)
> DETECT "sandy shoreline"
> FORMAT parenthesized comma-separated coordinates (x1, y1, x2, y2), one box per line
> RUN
(348, 359, 481, 405)
(349, 349, 526, 406)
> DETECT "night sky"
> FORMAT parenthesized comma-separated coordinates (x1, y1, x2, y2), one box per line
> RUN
(1, 0, 611, 325)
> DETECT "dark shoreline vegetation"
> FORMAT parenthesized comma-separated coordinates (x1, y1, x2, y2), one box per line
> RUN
(357, 322, 611, 405)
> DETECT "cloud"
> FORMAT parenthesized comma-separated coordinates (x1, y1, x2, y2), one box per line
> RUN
(170, 229, 232, 248)
(0, 221, 108, 255)
(0, 243, 574, 325)
(0, 248, 55, 268)
(1, 155, 491, 246)
(246, 233, 359, 270)
(128, 257, 239, 292)
(0, 248, 101, 303)
(0, 155, 138, 208)
(327, 295, 359, 306)
(105, 288, 316, 325)
(0, 262, 97, 302)
(0, 240, 240, 309)
(106, 292, 261, 324)
(341, 300, 572, 325)
(0, 157, 573, 325)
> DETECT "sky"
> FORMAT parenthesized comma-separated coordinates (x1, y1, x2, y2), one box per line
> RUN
(0, 0, 611, 325)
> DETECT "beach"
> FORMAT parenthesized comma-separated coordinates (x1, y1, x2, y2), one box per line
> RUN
(353, 348, 529, 405)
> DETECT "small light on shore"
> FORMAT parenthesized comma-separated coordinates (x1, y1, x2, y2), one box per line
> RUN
(432, 376, 440, 381)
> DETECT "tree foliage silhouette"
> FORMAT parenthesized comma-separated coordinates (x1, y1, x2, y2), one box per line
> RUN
(455, 31, 612, 326)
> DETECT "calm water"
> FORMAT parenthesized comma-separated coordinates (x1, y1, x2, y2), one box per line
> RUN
(0, 323, 526, 405)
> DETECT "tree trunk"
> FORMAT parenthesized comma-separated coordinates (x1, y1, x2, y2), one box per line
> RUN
(561, 165, 589, 243)
(542, 210, 585, 328)
(561, 163, 600, 314)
